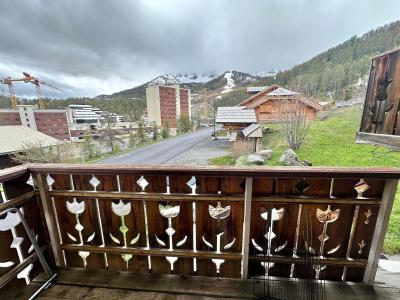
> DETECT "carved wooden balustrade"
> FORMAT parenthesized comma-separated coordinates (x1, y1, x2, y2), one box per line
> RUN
(0, 164, 399, 298)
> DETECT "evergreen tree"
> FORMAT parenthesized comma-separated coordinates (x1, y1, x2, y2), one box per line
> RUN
(161, 121, 170, 139)
(82, 133, 99, 160)
(153, 123, 159, 141)
(128, 131, 136, 148)
(177, 113, 192, 133)
(137, 119, 147, 144)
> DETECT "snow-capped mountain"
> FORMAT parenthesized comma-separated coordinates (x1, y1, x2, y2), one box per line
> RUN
(145, 72, 218, 86)
(99, 70, 263, 99)
(146, 74, 181, 86)
(175, 73, 218, 83)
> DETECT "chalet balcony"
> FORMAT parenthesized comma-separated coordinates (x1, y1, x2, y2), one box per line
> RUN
(0, 164, 399, 299)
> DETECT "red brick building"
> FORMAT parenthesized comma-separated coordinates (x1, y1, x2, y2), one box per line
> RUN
(34, 111, 70, 140)
(0, 105, 70, 140)
(146, 85, 191, 132)
(179, 88, 190, 116)
(0, 110, 21, 125)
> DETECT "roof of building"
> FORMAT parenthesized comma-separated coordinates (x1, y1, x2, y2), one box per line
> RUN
(239, 85, 324, 111)
(246, 86, 269, 94)
(242, 123, 262, 138)
(216, 106, 257, 124)
(267, 87, 300, 96)
(239, 85, 279, 107)
(0, 125, 59, 155)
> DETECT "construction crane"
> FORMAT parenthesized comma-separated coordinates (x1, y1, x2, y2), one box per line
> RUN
(22, 72, 63, 109)
(0, 76, 28, 108)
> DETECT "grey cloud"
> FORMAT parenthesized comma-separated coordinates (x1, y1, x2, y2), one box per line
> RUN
(0, 0, 400, 98)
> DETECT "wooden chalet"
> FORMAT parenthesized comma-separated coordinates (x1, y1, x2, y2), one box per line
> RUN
(239, 85, 324, 123)
(1, 164, 400, 299)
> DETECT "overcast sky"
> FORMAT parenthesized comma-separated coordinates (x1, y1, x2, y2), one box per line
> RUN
(1, 0, 400, 98)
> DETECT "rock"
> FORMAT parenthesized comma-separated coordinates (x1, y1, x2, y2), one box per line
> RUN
(262, 127, 272, 135)
(235, 154, 265, 166)
(279, 149, 304, 166)
(259, 149, 273, 160)
(247, 154, 265, 165)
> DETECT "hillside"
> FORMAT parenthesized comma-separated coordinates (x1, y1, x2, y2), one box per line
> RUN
(96, 71, 260, 100)
(254, 21, 400, 100)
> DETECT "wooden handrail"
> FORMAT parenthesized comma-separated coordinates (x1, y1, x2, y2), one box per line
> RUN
(0, 164, 28, 182)
(0, 191, 36, 212)
(28, 163, 400, 179)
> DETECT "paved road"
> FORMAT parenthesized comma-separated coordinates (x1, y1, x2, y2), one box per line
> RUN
(98, 128, 230, 165)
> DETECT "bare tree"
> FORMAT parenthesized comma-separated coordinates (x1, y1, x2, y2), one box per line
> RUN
(82, 133, 100, 160)
(100, 112, 123, 152)
(278, 94, 311, 151)
(231, 140, 254, 159)
(12, 141, 74, 164)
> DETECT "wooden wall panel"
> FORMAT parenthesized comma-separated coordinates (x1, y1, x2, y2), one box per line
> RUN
(274, 178, 331, 196)
(332, 178, 385, 198)
(196, 176, 243, 278)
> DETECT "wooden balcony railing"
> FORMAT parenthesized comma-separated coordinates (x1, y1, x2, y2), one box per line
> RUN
(1, 164, 399, 297)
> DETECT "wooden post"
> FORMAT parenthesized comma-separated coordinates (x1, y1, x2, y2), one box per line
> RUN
(35, 173, 64, 267)
(241, 177, 253, 279)
(363, 179, 398, 285)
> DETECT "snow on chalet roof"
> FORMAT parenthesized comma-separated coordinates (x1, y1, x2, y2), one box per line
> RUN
(267, 87, 300, 96)
(216, 106, 257, 124)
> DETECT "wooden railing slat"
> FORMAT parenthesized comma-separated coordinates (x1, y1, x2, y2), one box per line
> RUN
(363, 179, 399, 284)
(35, 173, 65, 267)
(241, 177, 253, 279)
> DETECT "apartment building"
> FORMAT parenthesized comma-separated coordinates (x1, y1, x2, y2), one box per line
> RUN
(0, 104, 127, 141)
(146, 85, 191, 133)
(0, 105, 70, 140)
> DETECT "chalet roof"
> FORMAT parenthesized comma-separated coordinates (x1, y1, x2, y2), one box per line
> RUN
(216, 106, 257, 124)
(242, 123, 262, 138)
(246, 86, 269, 94)
(239, 85, 324, 111)
(239, 85, 279, 107)
(0, 125, 59, 155)
(267, 87, 300, 96)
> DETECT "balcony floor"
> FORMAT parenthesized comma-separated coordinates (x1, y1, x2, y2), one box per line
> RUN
(16, 268, 397, 300)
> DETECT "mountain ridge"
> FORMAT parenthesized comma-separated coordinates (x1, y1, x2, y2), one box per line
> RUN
(96, 70, 263, 99)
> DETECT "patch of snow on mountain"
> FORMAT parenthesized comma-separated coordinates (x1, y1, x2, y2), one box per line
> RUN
(176, 73, 217, 83)
(253, 70, 277, 78)
(222, 72, 235, 94)
(245, 76, 257, 82)
(146, 74, 180, 86)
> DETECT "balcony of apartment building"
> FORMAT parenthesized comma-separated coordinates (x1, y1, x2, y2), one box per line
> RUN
(0, 164, 399, 299)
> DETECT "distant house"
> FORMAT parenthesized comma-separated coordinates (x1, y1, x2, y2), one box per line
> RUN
(215, 106, 257, 131)
(239, 85, 324, 123)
